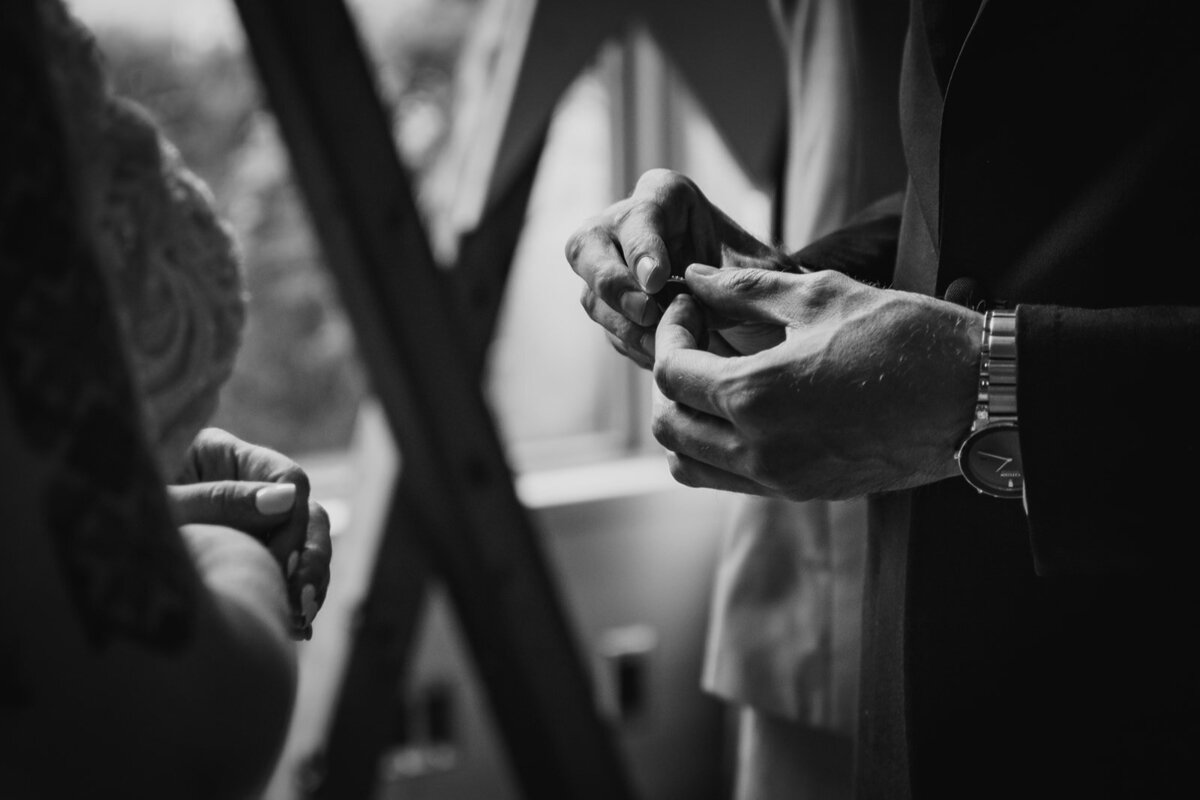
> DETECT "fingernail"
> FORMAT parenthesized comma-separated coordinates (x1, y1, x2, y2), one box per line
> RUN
(255, 483, 296, 515)
(686, 263, 719, 277)
(286, 551, 300, 580)
(635, 256, 659, 289)
(619, 291, 646, 321)
(620, 292, 656, 325)
(300, 584, 318, 627)
(640, 331, 656, 357)
(303, 625, 313, 641)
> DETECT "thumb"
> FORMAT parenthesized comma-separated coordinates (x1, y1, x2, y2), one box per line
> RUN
(168, 481, 297, 533)
(684, 264, 798, 326)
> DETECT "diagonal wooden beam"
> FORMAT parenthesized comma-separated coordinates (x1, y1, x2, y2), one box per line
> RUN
(451, 130, 547, 377)
(231, 2, 634, 799)
(310, 487, 432, 799)
(313, 133, 547, 800)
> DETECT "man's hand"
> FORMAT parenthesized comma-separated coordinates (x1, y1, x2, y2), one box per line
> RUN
(169, 427, 331, 640)
(651, 267, 984, 500)
(565, 168, 790, 368)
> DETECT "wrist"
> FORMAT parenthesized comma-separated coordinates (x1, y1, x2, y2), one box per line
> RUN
(955, 308, 1024, 498)
(181, 523, 292, 633)
(953, 311, 987, 442)
(929, 308, 984, 483)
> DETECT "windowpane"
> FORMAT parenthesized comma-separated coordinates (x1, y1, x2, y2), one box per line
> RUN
(351, 1, 634, 471)
(483, 64, 632, 469)
(81, 0, 634, 470)
(74, 0, 370, 457)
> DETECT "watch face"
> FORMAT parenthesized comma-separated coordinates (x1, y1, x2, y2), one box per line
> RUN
(958, 423, 1024, 499)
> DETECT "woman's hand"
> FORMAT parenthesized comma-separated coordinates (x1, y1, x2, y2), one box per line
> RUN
(168, 427, 332, 640)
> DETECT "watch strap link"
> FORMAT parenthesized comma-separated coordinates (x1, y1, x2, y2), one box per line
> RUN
(974, 309, 1017, 428)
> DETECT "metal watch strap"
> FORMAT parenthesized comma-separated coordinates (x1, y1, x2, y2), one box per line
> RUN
(957, 308, 1023, 498)
(974, 309, 1017, 429)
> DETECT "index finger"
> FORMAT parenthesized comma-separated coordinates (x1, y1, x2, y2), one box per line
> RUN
(210, 432, 313, 568)
(227, 434, 310, 494)
(166, 480, 296, 532)
(653, 295, 736, 421)
(182, 429, 311, 565)
(611, 199, 672, 294)
(565, 224, 661, 326)
(187, 428, 310, 494)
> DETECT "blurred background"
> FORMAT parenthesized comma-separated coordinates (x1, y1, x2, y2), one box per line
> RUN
(67, 1, 780, 798)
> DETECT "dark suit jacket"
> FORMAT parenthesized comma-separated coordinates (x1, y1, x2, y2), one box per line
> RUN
(797, 1, 1200, 797)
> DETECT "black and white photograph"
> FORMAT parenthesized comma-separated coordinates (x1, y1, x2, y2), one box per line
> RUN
(3, 1, 1197, 798)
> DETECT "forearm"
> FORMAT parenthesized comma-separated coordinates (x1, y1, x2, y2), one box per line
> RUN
(2, 526, 296, 799)
(180, 523, 298, 794)
(1, 402, 296, 799)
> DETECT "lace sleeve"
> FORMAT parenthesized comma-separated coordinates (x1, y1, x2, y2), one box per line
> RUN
(0, 0, 206, 651)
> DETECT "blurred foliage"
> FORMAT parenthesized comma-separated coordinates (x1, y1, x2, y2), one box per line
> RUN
(94, 0, 480, 456)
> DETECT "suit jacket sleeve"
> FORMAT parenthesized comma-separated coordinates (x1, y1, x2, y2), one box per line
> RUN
(923, 1, 1200, 577)
(1018, 305, 1200, 575)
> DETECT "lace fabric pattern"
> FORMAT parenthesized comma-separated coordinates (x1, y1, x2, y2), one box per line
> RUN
(0, 0, 246, 649)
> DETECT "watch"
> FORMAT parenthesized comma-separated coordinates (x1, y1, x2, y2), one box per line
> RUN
(955, 308, 1024, 499)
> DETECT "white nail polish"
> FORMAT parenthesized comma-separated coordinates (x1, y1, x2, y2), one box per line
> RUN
(255, 483, 296, 515)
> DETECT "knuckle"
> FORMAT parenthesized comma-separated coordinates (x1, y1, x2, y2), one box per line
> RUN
(616, 317, 646, 349)
(743, 447, 773, 484)
(666, 453, 699, 488)
(635, 168, 688, 196)
(811, 267, 849, 286)
(634, 168, 672, 193)
(564, 221, 603, 266)
(725, 388, 762, 429)
(563, 229, 584, 263)
(591, 268, 629, 306)
(723, 267, 774, 296)
(806, 268, 834, 289)
(198, 426, 231, 444)
(744, 442, 792, 490)
(723, 391, 752, 427)
(280, 465, 310, 498)
(651, 354, 674, 396)
(629, 198, 663, 221)
(203, 481, 229, 506)
(802, 268, 847, 302)
(716, 368, 752, 419)
(718, 364, 773, 430)
(615, 199, 665, 236)
(650, 408, 674, 449)
(662, 169, 694, 192)
(596, 299, 642, 344)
